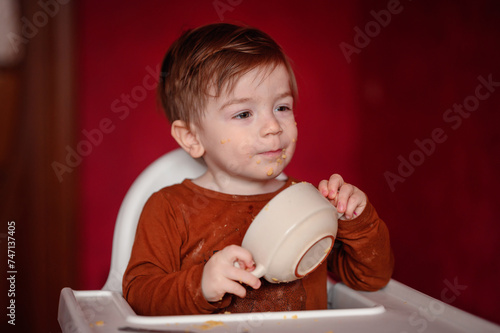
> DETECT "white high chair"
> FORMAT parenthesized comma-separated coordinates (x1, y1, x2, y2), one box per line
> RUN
(58, 148, 500, 333)
(101, 149, 207, 294)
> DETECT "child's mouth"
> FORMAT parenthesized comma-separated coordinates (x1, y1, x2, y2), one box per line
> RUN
(260, 149, 283, 158)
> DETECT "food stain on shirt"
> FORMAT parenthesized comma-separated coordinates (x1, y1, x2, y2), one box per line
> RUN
(191, 239, 206, 259)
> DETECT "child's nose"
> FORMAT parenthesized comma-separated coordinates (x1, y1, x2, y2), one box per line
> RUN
(260, 114, 283, 136)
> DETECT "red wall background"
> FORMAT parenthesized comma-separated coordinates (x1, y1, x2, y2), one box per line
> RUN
(76, 0, 500, 324)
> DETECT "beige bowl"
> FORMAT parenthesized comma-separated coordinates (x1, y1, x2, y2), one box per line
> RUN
(241, 182, 340, 283)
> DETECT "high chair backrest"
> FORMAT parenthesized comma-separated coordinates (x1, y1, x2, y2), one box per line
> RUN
(102, 148, 207, 293)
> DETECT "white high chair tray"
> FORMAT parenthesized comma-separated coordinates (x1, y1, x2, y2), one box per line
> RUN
(59, 279, 500, 333)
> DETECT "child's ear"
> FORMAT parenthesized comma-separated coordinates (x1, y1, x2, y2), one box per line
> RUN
(171, 120, 205, 158)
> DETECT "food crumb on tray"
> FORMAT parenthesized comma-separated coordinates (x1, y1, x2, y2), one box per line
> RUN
(192, 320, 226, 330)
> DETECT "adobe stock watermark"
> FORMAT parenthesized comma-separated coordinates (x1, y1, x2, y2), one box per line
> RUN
(7, 0, 71, 54)
(236, 311, 273, 333)
(51, 64, 161, 182)
(213, 0, 243, 21)
(384, 73, 499, 192)
(402, 277, 467, 333)
(339, 0, 412, 64)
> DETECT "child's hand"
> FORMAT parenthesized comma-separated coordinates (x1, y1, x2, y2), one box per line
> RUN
(318, 174, 367, 219)
(201, 245, 261, 302)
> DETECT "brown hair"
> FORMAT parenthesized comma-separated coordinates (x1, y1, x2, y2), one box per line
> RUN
(158, 23, 297, 126)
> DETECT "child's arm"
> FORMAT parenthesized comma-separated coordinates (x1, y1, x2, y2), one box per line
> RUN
(319, 174, 394, 291)
(122, 191, 260, 315)
(123, 192, 211, 315)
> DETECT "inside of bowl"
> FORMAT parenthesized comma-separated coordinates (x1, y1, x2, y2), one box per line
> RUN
(295, 235, 334, 277)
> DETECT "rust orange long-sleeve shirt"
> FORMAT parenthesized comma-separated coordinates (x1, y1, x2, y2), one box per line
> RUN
(123, 178, 394, 315)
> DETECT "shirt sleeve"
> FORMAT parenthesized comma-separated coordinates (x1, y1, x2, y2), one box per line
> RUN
(327, 198, 394, 291)
(122, 191, 231, 315)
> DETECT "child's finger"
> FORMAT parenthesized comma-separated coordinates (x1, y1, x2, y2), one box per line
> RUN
(234, 258, 256, 271)
(223, 245, 262, 289)
(327, 174, 345, 199)
(344, 190, 367, 219)
(224, 245, 255, 269)
(227, 266, 262, 290)
(336, 184, 354, 214)
(344, 196, 361, 219)
(318, 179, 330, 197)
(223, 279, 249, 299)
(318, 174, 344, 200)
(207, 277, 248, 300)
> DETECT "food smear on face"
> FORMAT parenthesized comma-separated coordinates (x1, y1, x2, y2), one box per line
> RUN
(220, 138, 230, 144)
(267, 168, 274, 176)
(256, 159, 261, 164)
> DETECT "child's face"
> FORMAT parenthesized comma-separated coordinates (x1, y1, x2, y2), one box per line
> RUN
(195, 64, 298, 185)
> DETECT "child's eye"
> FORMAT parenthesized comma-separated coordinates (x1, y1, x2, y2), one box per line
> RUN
(275, 105, 291, 112)
(234, 111, 251, 119)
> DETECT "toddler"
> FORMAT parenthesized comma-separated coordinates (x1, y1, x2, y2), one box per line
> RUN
(123, 23, 393, 315)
